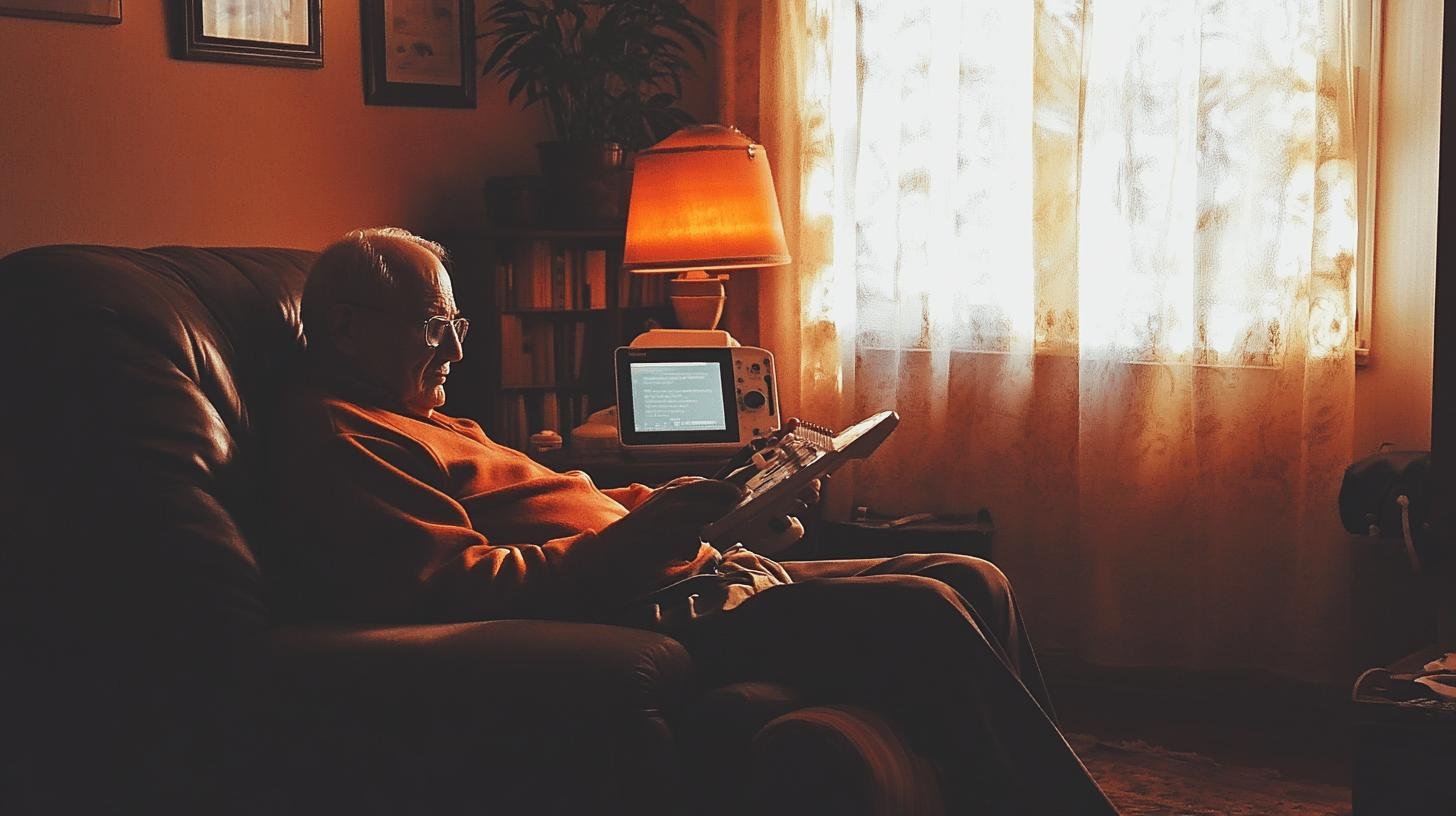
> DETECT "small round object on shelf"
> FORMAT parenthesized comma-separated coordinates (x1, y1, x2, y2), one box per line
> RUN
(530, 429, 564, 452)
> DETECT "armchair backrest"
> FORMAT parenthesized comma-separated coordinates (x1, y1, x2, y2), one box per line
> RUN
(1, 245, 315, 642)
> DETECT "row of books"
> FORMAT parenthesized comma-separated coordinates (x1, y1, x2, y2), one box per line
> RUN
(499, 315, 591, 387)
(491, 391, 594, 451)
(496, 241, 669, 310)
(624, 273, 669, 307)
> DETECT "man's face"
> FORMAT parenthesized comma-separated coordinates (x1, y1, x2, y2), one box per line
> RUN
(339, 253, 465, 417)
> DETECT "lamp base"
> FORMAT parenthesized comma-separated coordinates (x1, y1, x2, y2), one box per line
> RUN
(630, 328, 739, 348)
(667, 271, 728, 330)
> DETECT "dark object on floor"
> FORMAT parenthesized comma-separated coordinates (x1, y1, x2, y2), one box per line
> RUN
(1338, 450, 1436, 570)
(1352, 647, 1456, 814)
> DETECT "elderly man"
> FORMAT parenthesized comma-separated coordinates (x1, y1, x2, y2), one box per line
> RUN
(267, 228, 1117, 814)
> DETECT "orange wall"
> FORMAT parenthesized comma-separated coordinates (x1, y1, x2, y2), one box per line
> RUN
(0, 1, 716, 257)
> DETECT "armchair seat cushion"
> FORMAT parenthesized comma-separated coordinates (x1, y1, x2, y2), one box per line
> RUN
(267, 619, 692, 722)
(263, 620, 692, 814)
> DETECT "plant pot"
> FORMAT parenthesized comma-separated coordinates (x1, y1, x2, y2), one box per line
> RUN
(483, 175, 546, 227)
(537, 141, 632, 227)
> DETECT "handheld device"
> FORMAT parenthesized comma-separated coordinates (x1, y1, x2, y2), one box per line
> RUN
(614, 345, 779, 453)
(618, 410, 901, 629)
(700, 410, 900, 546)
(620, 410, 902, 626)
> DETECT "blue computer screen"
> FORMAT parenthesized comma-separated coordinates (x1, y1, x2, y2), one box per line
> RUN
(628, 361, 728, 433)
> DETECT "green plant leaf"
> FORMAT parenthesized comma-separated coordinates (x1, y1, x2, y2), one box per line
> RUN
(478, 0, 716, 149)
(507, 72, 532, 103)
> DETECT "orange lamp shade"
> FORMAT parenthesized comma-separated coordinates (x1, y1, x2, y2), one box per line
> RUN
(622, 125, 792, 274)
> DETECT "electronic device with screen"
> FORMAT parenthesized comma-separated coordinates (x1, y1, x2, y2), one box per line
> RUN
(701, 410, 900, 546)
(614, 345, 779, 453)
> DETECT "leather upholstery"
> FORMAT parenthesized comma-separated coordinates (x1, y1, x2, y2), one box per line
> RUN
(2, 246, 311, 631)
(0, 244, 942, 814)
(2, 245, 320, 812)
(265, 620, 694, 815)
(751, 706, 947, 816)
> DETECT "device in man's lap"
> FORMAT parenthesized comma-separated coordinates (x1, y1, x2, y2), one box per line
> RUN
(620, 412, 899, 628)
(700, 411, 899, 546)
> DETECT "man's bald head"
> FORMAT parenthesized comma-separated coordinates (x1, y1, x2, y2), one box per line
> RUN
(302, 228, 448, 356)
(302, 228, 464, 417)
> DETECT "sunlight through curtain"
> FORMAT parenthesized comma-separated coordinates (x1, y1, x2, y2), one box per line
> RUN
(721, 0, 1358, 679)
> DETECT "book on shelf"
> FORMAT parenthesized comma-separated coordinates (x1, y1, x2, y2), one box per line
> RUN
(585, 249, 607, 310)
(501, 314, 598, 387)
(550, 248, 567, 309)
(527, 322, 554, 385)
(496, 257, 515, 306)
(514, 394, 530, 448)
(541, 391, 560, 432)
(618, 271, 667, 307)
(571, 321, 587, 382)
(500, 239, 619, 311)
(552, 322, 566, 383)
(533, 242, 551, 308)
(499, 314, 527, 386)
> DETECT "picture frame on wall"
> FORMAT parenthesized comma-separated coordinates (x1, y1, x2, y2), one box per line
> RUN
(0, 0, 119, 24)
(361, 0, 476, 108)
(173, 0, 323, 68)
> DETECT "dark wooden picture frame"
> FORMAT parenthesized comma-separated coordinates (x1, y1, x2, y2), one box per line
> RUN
(173, 0, 322, 68)
(361, 0, 476, 108)
(0, 0, 119, 24)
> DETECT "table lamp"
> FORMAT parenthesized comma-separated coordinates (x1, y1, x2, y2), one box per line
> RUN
(622, 124, 791, 347)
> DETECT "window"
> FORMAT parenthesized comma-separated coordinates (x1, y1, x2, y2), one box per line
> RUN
(1351, 0, 1383, 364)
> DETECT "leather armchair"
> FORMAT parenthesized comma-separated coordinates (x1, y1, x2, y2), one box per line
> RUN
(0, 245, 942, 815)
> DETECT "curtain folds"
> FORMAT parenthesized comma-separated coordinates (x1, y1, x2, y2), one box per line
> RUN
(721, 0, 1358, 680)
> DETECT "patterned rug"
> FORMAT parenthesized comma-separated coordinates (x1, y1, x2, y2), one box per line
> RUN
(1068, 734, 1351, 816)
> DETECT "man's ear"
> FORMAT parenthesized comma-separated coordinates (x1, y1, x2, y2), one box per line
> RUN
(326, 303, 361, 356)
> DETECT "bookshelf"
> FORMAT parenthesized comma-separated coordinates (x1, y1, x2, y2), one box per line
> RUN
(440, 227, 673, 451)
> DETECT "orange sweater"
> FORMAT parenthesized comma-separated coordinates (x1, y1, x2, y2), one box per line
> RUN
(267, 385, 716, 623)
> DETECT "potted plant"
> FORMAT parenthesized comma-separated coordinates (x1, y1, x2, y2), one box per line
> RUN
(479, 0, 715, 226)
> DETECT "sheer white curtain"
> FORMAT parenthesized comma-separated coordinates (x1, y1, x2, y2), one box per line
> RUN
(722, 0, 1358, 679)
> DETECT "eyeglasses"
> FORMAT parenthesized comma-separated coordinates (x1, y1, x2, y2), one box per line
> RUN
(421, 315, 470, 348)
(343, 302, 468, 348)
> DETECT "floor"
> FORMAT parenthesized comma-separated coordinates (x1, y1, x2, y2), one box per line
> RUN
(1042, 653, 1353, 790)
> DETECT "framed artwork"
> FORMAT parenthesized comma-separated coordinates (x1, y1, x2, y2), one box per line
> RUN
(173, 0, 322, 68)
(0, 0, 119, 24)
(361, 0, 476, 108)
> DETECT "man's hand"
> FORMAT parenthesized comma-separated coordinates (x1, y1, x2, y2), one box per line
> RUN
(597, 478, 744, 566)
(793, 476, 823, 515)
(770, 418, 825, 518)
